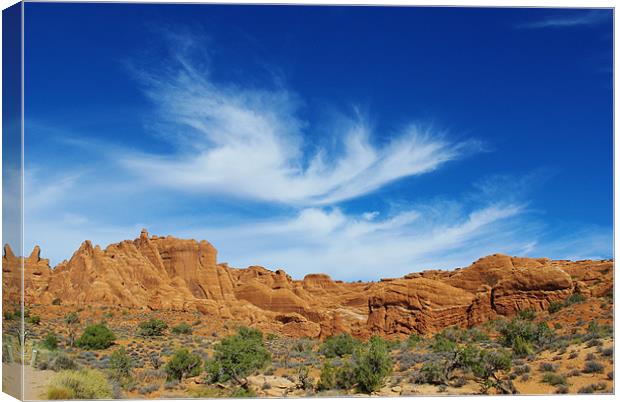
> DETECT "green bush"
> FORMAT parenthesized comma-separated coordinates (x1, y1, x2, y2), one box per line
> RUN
(76, 324, 115, 350)
(418, 361, 446, 385)
(335, 361, 356, 390)
(319, 333, 361, 358)
(317, 361, 336, 391)
(541, 373, 567, 386)
(137, 318, 168, 337)
(432, 335, 457, 353)
(165, 348, 203, 381)
(565, 293, 587, 306)
(583, 360, 604, 374)
(353, 336, 393, 393)
(548, 301, 563, 314)
(28, 315, 41, 325)
(407, 333, 422, 348)
(109, 347, 133, 380)
(205, 327, 270, 384)
(297, 366, 314, 390)
(516, 309, 536, 321)
(42, 332, 59, 350)
(46, 369, 113, 399)
(171, 322, 193, 335)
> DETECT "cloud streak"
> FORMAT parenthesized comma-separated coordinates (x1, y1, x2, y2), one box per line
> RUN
(123, 35, 478, 206)
(518, 9, 611, 29)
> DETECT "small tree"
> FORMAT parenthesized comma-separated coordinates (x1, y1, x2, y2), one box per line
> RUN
(42, 332, 59, 350)
(64, 312, 80, 347)
(109, 347, 133, 380)
(471, 350, 514, 394)
(76, 324, 115, 350)
(137, 318, 168, 337)
(353, 336, 393, 393)
(319, 333, 361, 358)
(317, 361, 336, 391)
(205, 327, 271, 385)
(165, 349, 203, 381)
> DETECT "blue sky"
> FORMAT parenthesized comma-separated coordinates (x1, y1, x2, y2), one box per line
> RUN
(22, 4, 613, 280)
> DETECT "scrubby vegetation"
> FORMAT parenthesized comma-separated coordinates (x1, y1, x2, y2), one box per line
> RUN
(46, 369, 113, 399)
(20, 290, 614, 398)
(319, 333, 361, 358)
(205, 327, 271, 384)
(76, 324, 116, 350)
(165, 348, 203, 381)
(171, 322, 193, 335)
(137, 319, 168, 337)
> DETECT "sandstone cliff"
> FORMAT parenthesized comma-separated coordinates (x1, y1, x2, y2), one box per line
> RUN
(2, 230, 613, 338)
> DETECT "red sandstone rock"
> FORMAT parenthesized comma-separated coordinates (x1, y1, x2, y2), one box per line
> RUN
(2, 232, 613, 338)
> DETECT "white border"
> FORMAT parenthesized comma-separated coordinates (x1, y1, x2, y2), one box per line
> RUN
(0, 1, 616, 402)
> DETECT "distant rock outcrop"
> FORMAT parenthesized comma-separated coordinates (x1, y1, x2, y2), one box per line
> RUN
(2, 230, 613, 338)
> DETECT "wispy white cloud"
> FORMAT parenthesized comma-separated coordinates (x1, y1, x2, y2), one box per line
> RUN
(122, 34, 479, 206)
(518, 9, 611, 29)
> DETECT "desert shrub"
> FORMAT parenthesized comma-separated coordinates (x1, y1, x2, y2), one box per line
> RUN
(137, 318, 168, 337)
(498, 318, 554, 357)
(585, 321, 612, 341)
(291, 338, 314, 353)
(512, 336, 534, 358)
(517, 309, 536, 321)
(565, 293, 586, 306)
(541, 373, 567, 386)
(42, 332, 59, 350)
(149, 352, 162, 369)
(204, 327, 270, 384)
(578, 382, 607, 393)
(583, 360, 604, 374)
(37, 353, 78, 371)
(607, 371, 613, 380)
(471, 349, 513, 394)
(138, 383, 160, 395)
(165, 348, 203, 381)
(297, 366, 314, 390)
(76, 324, 115, 350)
(334, 361, 356, 389)
(418, 361, 445, 385)
(319, 333, 361, 358)
(109, 347, 133, 380)
(555, 384, 570, 394)
(52, 298, 61, 306)
(539, 362, 558, 372)
(433, 336, 456, 353)
(467, 328, 490, 342)
(585, 352, 596, 361)
(554, 323, 562, 330)
(46, 369, 112, 399)
(548, 301, 563, 314)
(171, 322, 193, 335)
(353, 336, 393, 393)
(28, 315, 41, 325)
(513, 364, 530, 376)
(317, 361, 336, 391)
(407, 333, 422, 348)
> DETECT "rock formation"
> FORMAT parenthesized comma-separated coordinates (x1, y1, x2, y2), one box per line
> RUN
(2, 230, 614, 338)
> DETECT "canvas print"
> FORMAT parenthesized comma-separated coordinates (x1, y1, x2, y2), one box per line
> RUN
(2, 2, 614, 400)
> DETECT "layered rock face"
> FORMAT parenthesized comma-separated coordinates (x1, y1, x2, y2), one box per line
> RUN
(2, 231, 613, 338)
